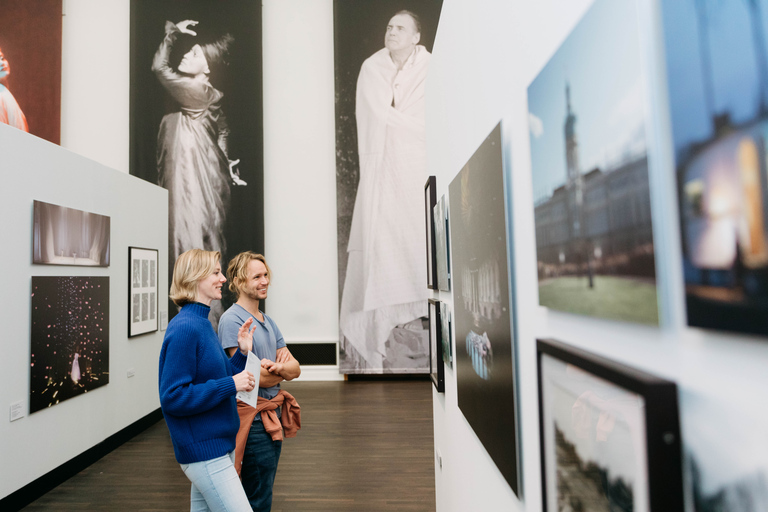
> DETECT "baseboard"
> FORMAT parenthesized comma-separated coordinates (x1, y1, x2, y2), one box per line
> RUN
(293, 365, 345, 381)
(0, 408, 163, 512)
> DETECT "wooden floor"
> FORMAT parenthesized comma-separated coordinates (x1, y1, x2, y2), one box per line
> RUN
(21, 380, 436, 512)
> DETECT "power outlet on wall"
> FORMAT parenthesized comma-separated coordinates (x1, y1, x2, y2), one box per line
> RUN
(10, 401, 24, 422)
(127, 368, 136, 378)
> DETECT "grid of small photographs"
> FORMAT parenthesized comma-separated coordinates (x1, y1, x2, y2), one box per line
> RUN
(129, 247, 158, 337)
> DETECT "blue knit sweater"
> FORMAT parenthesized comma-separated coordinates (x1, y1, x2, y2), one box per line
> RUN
(158, 302, 247, 464)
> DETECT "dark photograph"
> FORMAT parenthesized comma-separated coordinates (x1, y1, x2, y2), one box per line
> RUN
(449, 122, 520, 494)
(130, 0, 263, 326)
(0, 0, 62, 143)
(661, 0, 768, 335)
(32, 200, 111, 267)
(30, 276, 110, 413)
(528, 0, 658, 325)
(335, 0, 443, 373)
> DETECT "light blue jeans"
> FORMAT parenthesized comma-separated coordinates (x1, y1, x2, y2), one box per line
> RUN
(180, 451, 251, 512)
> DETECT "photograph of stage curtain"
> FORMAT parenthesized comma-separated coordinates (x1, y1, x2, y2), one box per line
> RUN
(661, 0, 768, 336)
(32, 200, 111, 267)
(334, 0, 443, 373)
(449, 122, 520, 495)
(129, 0, 263, 327)
(527, 0, 659, 325)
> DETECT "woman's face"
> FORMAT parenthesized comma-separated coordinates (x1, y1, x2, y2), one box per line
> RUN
(0, 48, 10, 80)
(178, 44, 209, 77)
(196, 262, 226, 305)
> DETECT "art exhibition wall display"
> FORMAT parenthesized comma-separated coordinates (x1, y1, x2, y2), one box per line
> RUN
(660, 0, 768, 336)
(334, 0, 444, 374)
(425, 176, 438, 290)
(129, 0, 264, 325)
(434, 194, 451, 291)
(428, 298, 445, 392)
(440, 300, 452, 368)
(32, 200, 111, 267)
(681, 390, 768, 511)
(128, 247, 158, 337)
(527, 0, 659, 325)
(1, 0, 62, 143)
(449, 122, 520, 495)
(537, 338, 683, 512)
(30, 276, 110, 413)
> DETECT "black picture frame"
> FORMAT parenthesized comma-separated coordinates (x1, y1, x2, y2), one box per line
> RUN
(428, 298, 445, 392)
(537, 338, 683, 512)
(128, 247, 159, 337)
(425, 176, 438, 290)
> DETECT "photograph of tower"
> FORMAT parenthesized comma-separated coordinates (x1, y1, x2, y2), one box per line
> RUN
(528, 0, 659, 325)
(661, 0, 768, 336)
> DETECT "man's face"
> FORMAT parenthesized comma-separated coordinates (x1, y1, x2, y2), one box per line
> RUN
(240, 259, 270, 302)
(385, 14, 420, 53)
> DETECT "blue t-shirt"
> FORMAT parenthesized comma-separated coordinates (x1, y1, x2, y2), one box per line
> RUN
(218, 304, 287, 404)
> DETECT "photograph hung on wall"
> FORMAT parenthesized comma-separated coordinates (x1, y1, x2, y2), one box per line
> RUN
(440, 300, 452, 368)
(334, 0, 444, 374)
(0, 0, 62, 143)
(428, 298, 445, 392)
(449, 122, 520, 495)
(129, 0, 264, 329)
(425, 175, 438, 290)
(129, 247, 159, 337)
(681, 390, 768, 511)
(435, 194, 451, 291)
(30, 276, 110, 414)
(537, 338, 683, 512)
(660, 0, 768, 335)
(32, 200, 111, 267)
(527, 0, 659, 325)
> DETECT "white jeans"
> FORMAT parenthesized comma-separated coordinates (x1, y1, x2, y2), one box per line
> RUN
(180, 451, 251, 512)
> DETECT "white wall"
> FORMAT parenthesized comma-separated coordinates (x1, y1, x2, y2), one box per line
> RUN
(429, 0, 768, 510)
(0, 123, 168, 500)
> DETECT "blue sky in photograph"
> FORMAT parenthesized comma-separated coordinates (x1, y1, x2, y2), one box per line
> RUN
(528, 0, 647, 205)
(661, 0, 768, 157)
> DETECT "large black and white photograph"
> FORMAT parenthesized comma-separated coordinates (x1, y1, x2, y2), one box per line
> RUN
(30, 276, 110, 414)
(434, 194, 450, 291)
(128, 246, 158, 337)
(528, 0, 659, 325)
(449, 122, 520, 494)
(130, 0, 263, 326)
(537, 338, 683, 512)
(661, 0, 768, 336)
(335, 0, 443, 374)
(682, 391, 768, 511)
(32, 200, 111, 267)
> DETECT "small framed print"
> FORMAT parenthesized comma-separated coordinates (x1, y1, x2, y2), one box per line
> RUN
(537, 338, 683, 512)
(128, 247, 158, 337)
(434, 194, 450, 291)
(424, 176, 438, 290)
(428, 299, 445, 392)
(440, 301, 452, 368)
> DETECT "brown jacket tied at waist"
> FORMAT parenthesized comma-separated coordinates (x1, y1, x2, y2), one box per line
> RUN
(235, 389, 301, 476)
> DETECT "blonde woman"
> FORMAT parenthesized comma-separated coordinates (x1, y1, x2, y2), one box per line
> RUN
(159, 248, 256, 512)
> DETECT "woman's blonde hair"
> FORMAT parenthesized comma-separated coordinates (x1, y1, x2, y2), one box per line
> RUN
(227, 251, 271, 301)
(169, 249, 221, 306)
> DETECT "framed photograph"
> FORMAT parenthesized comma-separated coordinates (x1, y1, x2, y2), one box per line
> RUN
(30, 276, 110, 413)
(537, 338, 683, 512)
(128, 247, 159, 337)
(435, 194, 450, 291)
(428, 299, 445, 392)
(440, 301, 452, 368)
(32, 200, 111, 267)
(425, 176, 438, 290)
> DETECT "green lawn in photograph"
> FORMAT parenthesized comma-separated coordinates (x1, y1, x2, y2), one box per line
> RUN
(538, 275, 659, 325)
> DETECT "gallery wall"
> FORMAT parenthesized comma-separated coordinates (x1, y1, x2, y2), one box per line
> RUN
(0, 123, 168, 500)
(429, 0, 768, 510)
(57, 0, 341, 379)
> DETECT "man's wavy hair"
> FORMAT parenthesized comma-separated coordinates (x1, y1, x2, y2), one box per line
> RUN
(227, 251, 272, 301)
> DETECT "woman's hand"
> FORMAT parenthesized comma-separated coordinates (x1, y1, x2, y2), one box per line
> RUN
(229, 159, 247, 186)
(233, 370, 256, 392)
(237, 317, 256, 355)
(176, 20, 199, 36)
